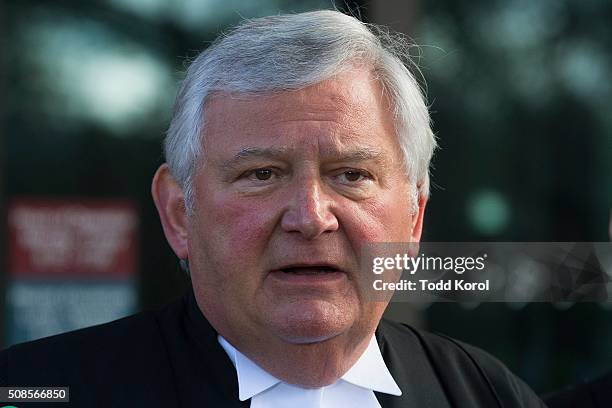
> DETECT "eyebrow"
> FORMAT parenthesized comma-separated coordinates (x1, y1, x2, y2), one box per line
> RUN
(219, 146, 390, 171)
(340, 147, 388, 163)
(219, 147, 288, 172)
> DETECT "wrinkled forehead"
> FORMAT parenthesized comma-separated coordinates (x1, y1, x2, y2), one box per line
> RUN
(199, 69, 399, 157)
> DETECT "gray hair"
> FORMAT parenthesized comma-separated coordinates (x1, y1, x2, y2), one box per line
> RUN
(164, 10, 436, 212)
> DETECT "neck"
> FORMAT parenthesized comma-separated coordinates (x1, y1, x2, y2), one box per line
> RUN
(191, 286, 384, 388)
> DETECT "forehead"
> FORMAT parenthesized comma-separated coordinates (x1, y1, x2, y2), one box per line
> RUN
(201, 68, 400, 158)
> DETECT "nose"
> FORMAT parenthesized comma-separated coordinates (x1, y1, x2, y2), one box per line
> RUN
(280, 176, 339, 240)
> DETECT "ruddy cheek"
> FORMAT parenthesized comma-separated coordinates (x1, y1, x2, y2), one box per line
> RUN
(212, 195, 278, 252)
(347, 199, 410, 244)
(337, 209, 384, 251)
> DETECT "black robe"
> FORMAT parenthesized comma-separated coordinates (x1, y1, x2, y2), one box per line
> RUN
(544, 371, 612, 408)
(0, 290, 546, 407)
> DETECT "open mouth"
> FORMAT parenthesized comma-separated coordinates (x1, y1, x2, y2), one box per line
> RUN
(279, 266, 341, 275)
(270, 265, 346, 285)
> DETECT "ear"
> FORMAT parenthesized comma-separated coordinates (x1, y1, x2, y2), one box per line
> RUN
(151, 164, 189, 259)
(410, 194, 427, 242)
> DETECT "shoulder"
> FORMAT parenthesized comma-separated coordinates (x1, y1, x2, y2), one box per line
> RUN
(0, 299, 184, 406)
(377, 318, 546, 408)
(544, 371, 612, 408)
(1, 311, 162, 383)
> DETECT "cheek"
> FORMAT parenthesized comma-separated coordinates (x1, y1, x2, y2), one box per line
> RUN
(383, 199, 414, 240)
(343, 195, 413, 244)
(200, 191, 279, 255)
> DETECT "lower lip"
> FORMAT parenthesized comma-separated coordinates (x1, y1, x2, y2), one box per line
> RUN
(268, 270, 346, 285)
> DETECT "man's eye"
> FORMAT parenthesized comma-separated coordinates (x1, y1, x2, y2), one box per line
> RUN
(245, 168, 274, 181)
(339, 170, 371, 183)
(254, 169, 272, 180)
(344, 171, 363, 182)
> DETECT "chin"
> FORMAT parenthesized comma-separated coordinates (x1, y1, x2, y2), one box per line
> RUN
(267, 299, 357, 344)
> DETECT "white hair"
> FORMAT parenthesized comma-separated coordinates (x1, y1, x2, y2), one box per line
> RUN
(164, 10, 436, 212)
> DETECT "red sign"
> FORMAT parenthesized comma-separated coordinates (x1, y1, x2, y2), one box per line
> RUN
(8, 198, 138, 278)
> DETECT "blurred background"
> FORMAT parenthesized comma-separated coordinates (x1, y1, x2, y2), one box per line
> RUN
(1, 0, 611, 396)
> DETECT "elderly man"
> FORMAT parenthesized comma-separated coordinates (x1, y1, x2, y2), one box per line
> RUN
(1, 10, 545, 408)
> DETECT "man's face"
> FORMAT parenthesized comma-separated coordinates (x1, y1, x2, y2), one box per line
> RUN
(187, 68, 423, 347)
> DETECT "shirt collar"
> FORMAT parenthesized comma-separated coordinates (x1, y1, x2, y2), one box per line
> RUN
(218, 334, 402, 401)
(341, 334, 402, 396)
(218, 335, 280, 401)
